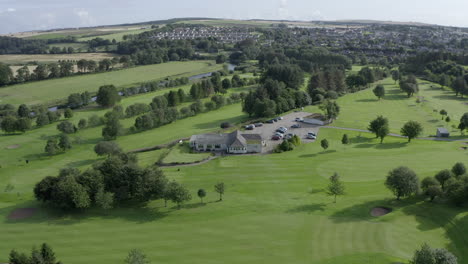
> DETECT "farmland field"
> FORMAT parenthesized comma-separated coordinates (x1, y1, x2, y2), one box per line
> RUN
(0, 53, 116, 65)
(78, 28, 152, 42)
(0, 67, 467, 264)
(0, 61, 221, 106)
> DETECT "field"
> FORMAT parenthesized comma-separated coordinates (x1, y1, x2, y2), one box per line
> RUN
(78, 28, 152, 42)
(0, 61, 221, 106)
(0, 53, 116, 65)
(305, 78, 468, 137)
(162, 143, 213, 164)
(0, 71, 467, 263)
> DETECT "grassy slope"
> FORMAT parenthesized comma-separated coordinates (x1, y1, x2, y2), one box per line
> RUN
(0, 61, 220, 106)
(1, 75, 467, 263)
(1, 129, 467, 264)
(0, 53, 116, 65)
(78, 29, 152, 42)
(305, 78, 468, 137)
(162, 144, 212, 164)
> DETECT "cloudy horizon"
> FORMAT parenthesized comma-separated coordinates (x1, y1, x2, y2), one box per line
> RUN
(1, 0, 468, 34)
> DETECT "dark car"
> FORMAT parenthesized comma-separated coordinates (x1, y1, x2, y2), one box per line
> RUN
(266, 119, 274, 124)
(272, 118, 278, 122)
(245, 124, 255, 130)
(272, 135, 281, 140)
(254, 122, 263, 127)
(291, 124, 301, 128)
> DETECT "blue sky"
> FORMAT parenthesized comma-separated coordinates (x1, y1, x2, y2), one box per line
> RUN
(1, 0, 468, 34)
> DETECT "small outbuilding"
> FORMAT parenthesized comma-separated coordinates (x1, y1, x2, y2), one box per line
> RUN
(436, 127, 450, 138)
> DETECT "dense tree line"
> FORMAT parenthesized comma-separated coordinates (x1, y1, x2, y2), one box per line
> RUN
(0, 36, 48, 54)
(9, 243, 61, 264)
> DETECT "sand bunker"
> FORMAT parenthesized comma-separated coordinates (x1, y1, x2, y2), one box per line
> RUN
(370, 207, 392, 217)
(6, 144, 20, 149)
(8, 208, 37, 220)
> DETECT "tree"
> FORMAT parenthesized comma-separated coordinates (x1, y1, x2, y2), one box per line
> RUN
(451, 162, 466, 177)
(197, 189, 206, 203)
(421, 176, 438, 191)
(45, 139, 59, 155)
(1, 115, 18, 133)
(41, 243, 57, 264)
(411, 243, 457, 264)
(17, 104, 31, 118)
(15, 118, 32, 133)
(78, 118, 87, 129)
(9, 249, 30, 264)
(96, 85, 120, 108)
(445, 116, 451, 124)
(385, 166, 419, 200)
(36, 114, 50, 127)
(102, 117, 122, 140)
(439, 109, 448, 120)
(435, 169, 452, 190)
(425, 185, 442, 202)
(125, 249, 150, 264)
(326, 172, 345, 203)
(64, 108, 73, 119)
(320, 139, 329, 150)
(401, 121, 423, 142)
(214, 182, 225, 201)
(341, 134, 349, 144)
(319, 100, 340, 120)
(57, 121, 77, 134)
(368, 116, 390, 143)
(94, 141, 122, 156)
(373, 84, 385, 100)
(169, 183, 191, 209)
(459, 113, 468, 134)
(391, 70, 400, 84)
(58, 134, 72, 151)
(0, 62, 13, 85)
(95, 187, 114, 210)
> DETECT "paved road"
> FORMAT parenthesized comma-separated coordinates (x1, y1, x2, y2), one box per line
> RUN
(322, 126, 468, 142)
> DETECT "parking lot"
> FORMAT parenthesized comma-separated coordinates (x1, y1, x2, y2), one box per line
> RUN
(242, 112, 321, 153)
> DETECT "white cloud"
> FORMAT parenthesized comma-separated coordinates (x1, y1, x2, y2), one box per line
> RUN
(7, 8, 16, 12)
(278, 0, 289, 19)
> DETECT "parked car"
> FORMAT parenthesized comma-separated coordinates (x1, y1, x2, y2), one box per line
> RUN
(266, 119, 274, 124)
(279, 126, 288, 132)
(276, 129, 286, 134)
(308, 131, 316, 137)
(245, 124, 255, 130)
(306, 134, 317, 140)
(254, 122, 263, 127)
(278, 117, 284, 120)
(294, 117, 303, 122)
(272, 135, 282, 140)
(291, 124, 301, 128)
(284, 133, 295, 140)
(275, 131, 284, 137)
(272, 118, 278, 122)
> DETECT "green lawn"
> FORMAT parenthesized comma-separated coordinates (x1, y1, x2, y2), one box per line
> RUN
(1, 73, 467, 264)
(162, 143, 212, 164)
(305, 78, 468, 137)
(0, 61, 220, 106)
(1, 128, 467, 263)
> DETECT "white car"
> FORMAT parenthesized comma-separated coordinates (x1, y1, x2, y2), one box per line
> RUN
(307, 134, 317, 140)
(294, 117, 303, 122)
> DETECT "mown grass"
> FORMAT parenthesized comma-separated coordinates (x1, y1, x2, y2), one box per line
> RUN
(162, 143, 212, 164)
(0, 61, 220, 106)
(0, 73, 467, 264)
(305, 77, 468, 137)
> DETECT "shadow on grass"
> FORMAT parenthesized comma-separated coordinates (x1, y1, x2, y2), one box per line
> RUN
(355, 98, 377, 103)
(375, 142, 407, 149)
(66, 159, 97, 168)
(329, 197, 420, 223)
(299, 150, 336, 158)
(193, 115, 248, 130)
(173, 202, 207, 210)
(286, 203, 327, 214)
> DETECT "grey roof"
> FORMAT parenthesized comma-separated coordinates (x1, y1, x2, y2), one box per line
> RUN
(190, 130, 261, 147)
(437, 127, 449, 133)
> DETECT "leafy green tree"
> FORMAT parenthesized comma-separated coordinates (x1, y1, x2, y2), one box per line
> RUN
(401, 121, 423, 142)
(421, 176, 438, 191)
(78, 119, 87, 129)
(16, 118, 32, 133)
(385, 166, 419, 200)
(411, 243, 457, 264)
(58, 134, 72, 151)
(458, 113, 468, 134)
(451, 162, 466, 177)
(169, 182, 191, 209)
(9, 249, 30, 264)
(373, 84, 385, 100)
(197, 188, 206, 203)
(326, 172, 345, 203)
(214, 182, 225, 201)
(40, 243, 57, 264)
(435, 169, 452, 190)
(0, 62, 13, 85)
(96, 85, 120, 107)
(445, 116, 451, 124)
(368, 116, 390, 143)
(36, 114, 50, 127)
(391, 70, 400, 84)
(64, 108, 73, 119)
(425, 185, 443, 202)
(1, 115, 18, 133)
(125, 249, 150, 264)
(319, 100, 340, 120)
(94, 141, 122, 156)
(17, 104, 31, 118)
(102, 116, 122, 140)
(45, 139, 59, 156)
(57, 121, 77, 134)
(341, 134, 349, 144)
(320, 139, 329, 150)
(95, 187, 114, 210)
(439, 109, 447, 120)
